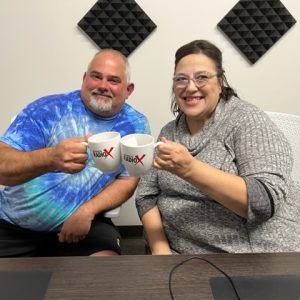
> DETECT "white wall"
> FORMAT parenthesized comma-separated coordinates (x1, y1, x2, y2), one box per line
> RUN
(1, 0, 299, 225)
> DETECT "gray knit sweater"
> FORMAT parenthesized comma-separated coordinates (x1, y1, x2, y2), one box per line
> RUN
(135, 96, 300, 253)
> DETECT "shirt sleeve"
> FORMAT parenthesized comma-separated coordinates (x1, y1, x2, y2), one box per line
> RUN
(1, 108, 48, 151)
(135, 167, 161, 219)
(0, 94, 68, 151)
(233, 109, 293, 226)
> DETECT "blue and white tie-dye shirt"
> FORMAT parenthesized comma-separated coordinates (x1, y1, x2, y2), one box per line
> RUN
(0, 90, 150, 231)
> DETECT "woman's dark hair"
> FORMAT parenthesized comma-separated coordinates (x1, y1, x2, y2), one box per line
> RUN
(171, 40, 238, 116)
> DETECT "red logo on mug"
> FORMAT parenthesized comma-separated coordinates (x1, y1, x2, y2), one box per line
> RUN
(135, 154, 146, 165)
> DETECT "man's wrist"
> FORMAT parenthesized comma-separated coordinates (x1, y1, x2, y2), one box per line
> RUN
(78, 202, 97, 221)
(42, 147, 57, 171)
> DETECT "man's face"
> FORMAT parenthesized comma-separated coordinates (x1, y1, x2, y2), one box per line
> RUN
(81, 51, 134, 117)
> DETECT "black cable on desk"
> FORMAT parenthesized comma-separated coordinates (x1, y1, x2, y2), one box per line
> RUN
(168, 256, 241, 300)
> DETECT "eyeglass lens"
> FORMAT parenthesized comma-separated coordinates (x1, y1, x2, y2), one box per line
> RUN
(173, 72, 217, 88)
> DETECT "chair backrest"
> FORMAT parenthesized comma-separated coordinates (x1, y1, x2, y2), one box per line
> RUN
(266, 111, 300, 185)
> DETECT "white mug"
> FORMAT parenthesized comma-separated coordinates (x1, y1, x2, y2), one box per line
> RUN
(83, 131, 121, 173)
(120, 133, 162, 176)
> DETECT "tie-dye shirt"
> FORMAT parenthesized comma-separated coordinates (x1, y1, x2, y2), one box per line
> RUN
(0, 90, 150, 231)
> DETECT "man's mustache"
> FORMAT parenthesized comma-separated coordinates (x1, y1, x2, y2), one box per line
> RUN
(91, 88, 113, 98)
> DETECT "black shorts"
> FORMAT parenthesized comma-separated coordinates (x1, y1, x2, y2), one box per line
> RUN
(0, 215, 121, 257)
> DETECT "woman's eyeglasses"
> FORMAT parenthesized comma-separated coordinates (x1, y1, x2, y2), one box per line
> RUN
(173, 72, 218, 89)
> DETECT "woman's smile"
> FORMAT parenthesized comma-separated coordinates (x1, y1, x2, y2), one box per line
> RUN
(183, 95, 204, 102)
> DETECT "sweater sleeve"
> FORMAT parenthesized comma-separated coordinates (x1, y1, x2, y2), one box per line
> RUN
(232, 108, 293, 226)
(135, 167, 160, 219)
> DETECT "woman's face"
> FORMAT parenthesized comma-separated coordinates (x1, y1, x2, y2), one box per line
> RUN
(173, 53, 222, 128)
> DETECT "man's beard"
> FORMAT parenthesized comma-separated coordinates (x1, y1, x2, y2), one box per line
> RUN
(88, 95, 113, 113)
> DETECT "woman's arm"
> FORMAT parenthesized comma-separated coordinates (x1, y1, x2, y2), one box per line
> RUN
(141, 206, 172, 255)
(135, 167, 171, 253)
(154, 138, 248, 218)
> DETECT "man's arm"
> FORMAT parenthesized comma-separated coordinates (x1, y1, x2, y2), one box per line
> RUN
(83, 176, 140, 214)
(0, 137, 89, 186)
(58, 176, 140, 243)
(0, 142, 53, 185)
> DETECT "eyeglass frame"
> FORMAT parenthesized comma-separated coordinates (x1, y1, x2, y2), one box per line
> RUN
(172, 71, 220, 89)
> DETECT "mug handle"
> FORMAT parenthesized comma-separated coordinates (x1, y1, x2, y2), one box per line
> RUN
(154, 141, 163, 147)
(81, 142, 94, 167)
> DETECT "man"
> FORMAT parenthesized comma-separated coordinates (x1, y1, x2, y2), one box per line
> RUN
(0, 49, 150, 257)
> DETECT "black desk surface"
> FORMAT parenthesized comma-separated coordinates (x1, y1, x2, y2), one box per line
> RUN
(1, 252, 300, 300)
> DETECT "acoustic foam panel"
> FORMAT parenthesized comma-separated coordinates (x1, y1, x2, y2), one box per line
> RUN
(78, 0, 157, 57)
(217, 0, 297, 64)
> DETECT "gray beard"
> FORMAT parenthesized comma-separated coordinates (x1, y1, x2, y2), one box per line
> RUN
(89, 95, 113, 113)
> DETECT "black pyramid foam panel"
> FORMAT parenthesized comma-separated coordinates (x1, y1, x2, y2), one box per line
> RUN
(78, 0, 157, 57)
(218, 0, 296, 64)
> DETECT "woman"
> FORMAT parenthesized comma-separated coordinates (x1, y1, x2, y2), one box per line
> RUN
(135, 40, 300, 254)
